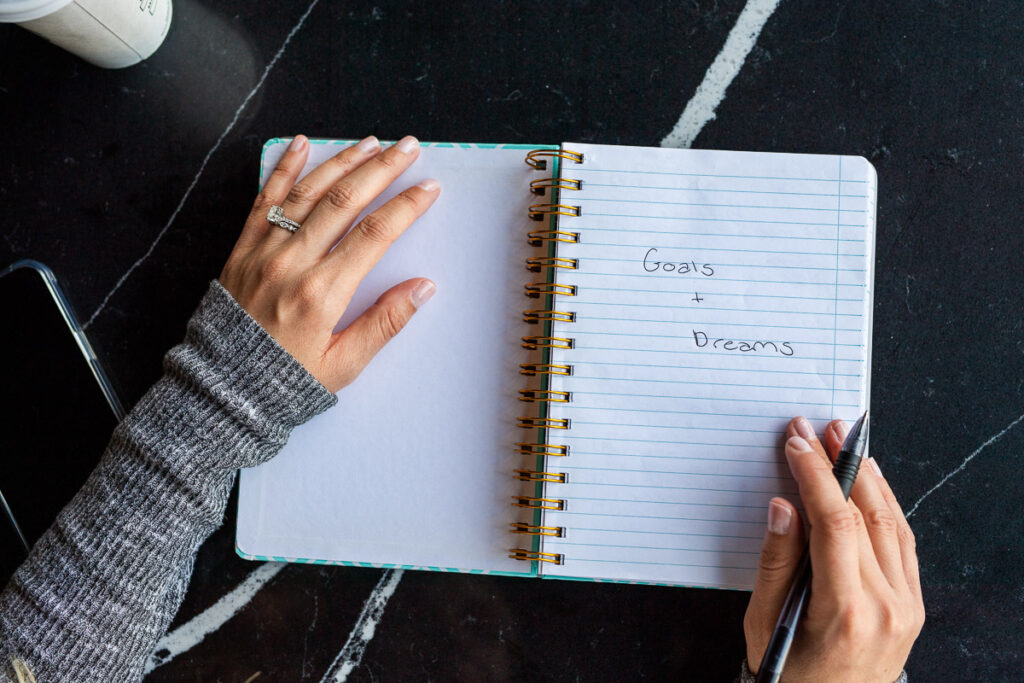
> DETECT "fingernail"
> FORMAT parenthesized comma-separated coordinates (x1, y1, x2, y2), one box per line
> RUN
(831, 420, 849, 442)
(794, 417, 815, 440)
(356, 135, 380, 153)
(786, 435, 814, 454)
(410, 279, 437, 308)
(288, 135, 307, 152)
(767, 501, 792, 536)
(868, 457, 883, 477)
(416, 178, 440, 192)
(395, 135, 419, 154)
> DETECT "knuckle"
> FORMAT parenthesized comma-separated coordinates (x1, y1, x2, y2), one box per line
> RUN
(251, 191, 273, 214)
(323, 182, 361, 212)
(395, 189, 421, 211)
(865, 508, 899, 533)
(357, 212, 394, 244)
(835, 604, 868, 641)
(376, 305, 407, 341)
(879, 603, 910, 638)
(327, 152, 355, 170)
(757, 543, 793, 577)
(258, 254, 291, 283)
(286, 182, 317, 205)
(820, 509, 859, 537)
(294, 275, 325, 308)
(374, 151, 400, 170)
(897, 522, 917, 551)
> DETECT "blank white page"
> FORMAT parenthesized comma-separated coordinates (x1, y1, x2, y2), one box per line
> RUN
(540, 143, 876, 588)
(237, 141, 544, 575)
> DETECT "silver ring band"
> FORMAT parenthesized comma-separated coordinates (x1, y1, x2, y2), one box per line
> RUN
(267, 205, 301, 233)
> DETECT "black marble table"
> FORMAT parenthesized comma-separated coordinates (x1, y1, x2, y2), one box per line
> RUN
(2, 1, 1023, 680)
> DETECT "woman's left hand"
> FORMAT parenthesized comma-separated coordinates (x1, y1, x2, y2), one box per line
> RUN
(219, 134, 439, 392)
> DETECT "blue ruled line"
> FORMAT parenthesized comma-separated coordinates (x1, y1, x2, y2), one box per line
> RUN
(571, 300, 864, 317)
(578, 346, 864, 362)
(572, 526, 762, 540)
(569, 375, 858, 391)
(560, 465, 792, 480)
(568, 408, 835, 423)
(571, 224, 865, 242)
(586, 212, 865, 228)
(571, 268, 867, 287)
(574, 167, 868, 183)
(569, 393, 861, 407)
(553, 541, 760, 555)
(579, 314, 862, 332)
(564, 558, 757, 571)
(578, 197, 866, 212)
(572, 329, 863, 348)
(583, 181, 866, 199)
(579, 285, 861, 302)
(560, 497, 768, 511)
(584, 240, 866, 257)
(572, 420, 790, 434)
(573, 256, 867, 273)
(570, 360, 863, 377)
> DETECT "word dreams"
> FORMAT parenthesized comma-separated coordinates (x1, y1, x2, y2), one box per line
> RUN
(692, 330, 794, 356)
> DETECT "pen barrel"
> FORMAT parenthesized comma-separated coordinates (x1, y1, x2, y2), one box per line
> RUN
(832, 450, 862, 500)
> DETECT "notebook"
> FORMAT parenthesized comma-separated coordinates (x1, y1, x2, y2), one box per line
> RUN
(236, 140, 876, 590)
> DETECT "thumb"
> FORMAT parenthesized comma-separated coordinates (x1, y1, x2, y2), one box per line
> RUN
(744, 497, 805, 671)
(326, 277, 436, 391)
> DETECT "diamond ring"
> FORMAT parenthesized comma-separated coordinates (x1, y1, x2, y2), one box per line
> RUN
(266, 205, 301, 233)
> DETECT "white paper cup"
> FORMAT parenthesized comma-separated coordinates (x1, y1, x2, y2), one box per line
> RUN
(0, 0, 172, 69)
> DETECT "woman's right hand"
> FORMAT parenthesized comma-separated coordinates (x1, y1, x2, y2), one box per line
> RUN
(742, 417, 925, 682)
(219, 134, 439, 393)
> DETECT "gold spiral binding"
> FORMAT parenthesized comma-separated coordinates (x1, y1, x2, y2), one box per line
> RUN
(523, 309, 576, 323)
(528, 203, 581, 221)
(529, 177, 583, 194)
(527, 230, 579, 246)
(525, 282, 577, 298)
(521, 336, 574, 350)
(515, 442, 570, 457)
(513, 496, 566, 511)
(519, 363, 573, 376)
(509, 548, 565, 564)
(519, 390, 571, 403)
(514, 469, 569, 483)
(517, 417, 570, 430)
(526, 256, 578, 272)
(524, 148, 584, 170)
(510, 522, 565, 537)
(513, 149, 582, 568)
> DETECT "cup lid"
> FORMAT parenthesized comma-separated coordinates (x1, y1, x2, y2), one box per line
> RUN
(0, 0, 74, 22)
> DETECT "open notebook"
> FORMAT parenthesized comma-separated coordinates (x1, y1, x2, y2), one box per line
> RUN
(236, 140, 876, 590)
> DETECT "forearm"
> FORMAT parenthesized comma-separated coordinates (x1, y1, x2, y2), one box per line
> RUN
(0, 281, 336, 682)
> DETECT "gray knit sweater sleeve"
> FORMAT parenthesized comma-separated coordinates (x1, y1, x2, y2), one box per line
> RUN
(0, 280, 337, 682)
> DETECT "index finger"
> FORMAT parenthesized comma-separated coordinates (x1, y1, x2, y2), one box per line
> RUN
(785, 435, 862, 605)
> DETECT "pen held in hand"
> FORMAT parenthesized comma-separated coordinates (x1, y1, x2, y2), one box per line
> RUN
(754, 411, 869, 683)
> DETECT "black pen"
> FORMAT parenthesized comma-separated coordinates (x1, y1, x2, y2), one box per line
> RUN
(754, 411, 869, 683)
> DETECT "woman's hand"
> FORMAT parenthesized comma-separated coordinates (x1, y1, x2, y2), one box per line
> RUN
(743, 417, 925, 682)
(219, 134, 439, 392)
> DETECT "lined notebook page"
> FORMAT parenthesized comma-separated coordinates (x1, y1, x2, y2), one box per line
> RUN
(237, 141, 546, 574)
(541, 143, 876, 589)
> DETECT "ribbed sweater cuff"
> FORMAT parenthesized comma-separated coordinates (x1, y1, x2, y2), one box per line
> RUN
(160, 279, 338, 465)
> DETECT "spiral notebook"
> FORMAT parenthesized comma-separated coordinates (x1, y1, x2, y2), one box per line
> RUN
(236, 139, 876, 590)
